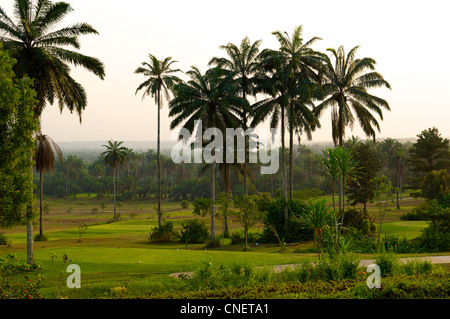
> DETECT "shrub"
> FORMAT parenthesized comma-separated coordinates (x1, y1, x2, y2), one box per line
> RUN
(260, 198, 313, 243)
(0, 254, 43, 300)
(148, 221, 179, 243)
(383, 234, 418, 253)
(375, 252, 400, 277)
(33, 233, 48, 242)
(180, 219, 209, 244)
(343, 207, 376, 235)
(402, 258, 433, 276)
(180, 200, 189, 209)
(400, 199, 441, 221)
(0, 233, 8, 245)
(230, 231, 261, 245)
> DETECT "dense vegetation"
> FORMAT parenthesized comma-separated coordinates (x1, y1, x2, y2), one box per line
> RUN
(0, 0, 449, 301)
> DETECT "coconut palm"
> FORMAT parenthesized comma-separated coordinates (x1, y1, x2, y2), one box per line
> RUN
(0, 0, 105, 265)
(101, 140, 127, 222)
(315, 45, 391, 147)
(135, 54, 182, 227)
(209, 36, 262, 195)
(169, 66, 250, 243)
(35, 133, 63, 240)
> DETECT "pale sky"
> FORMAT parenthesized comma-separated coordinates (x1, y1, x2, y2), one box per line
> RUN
(3, 0, 450, 144)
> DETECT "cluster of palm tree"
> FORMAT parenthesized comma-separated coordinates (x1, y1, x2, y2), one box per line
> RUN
(134, 26, 391, 243)
(0, 0, 391, 258)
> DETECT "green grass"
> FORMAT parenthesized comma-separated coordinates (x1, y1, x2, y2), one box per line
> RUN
(379, 221, 429, 239)
(0, 195, 445, 299)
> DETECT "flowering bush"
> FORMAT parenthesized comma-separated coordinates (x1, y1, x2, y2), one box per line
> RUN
(0, 254, 44, 299)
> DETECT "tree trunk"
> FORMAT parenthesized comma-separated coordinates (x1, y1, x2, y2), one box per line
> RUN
(211, 161, 216, 244)
(281, 105, 288, 229)
(289, 124, 294, 201)
(27, 163, 34, 265)
(157, 89, 162, 227)
(113, 166, 117, 221)
(243, 90, 248, 196)
(39, 171, 43, 239)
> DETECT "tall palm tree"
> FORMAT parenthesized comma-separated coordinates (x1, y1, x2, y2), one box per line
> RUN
(252, 49, 291, 224)
(135, 54, 182, 227)
(0, 0, 105, 264)
(209, 36, 262, 195)
(102, 140, 127, 222)
(0, 0, 105, 120)
(169, 66, 249, 243)
(272, 26, 323, 200)
(35, 133, 63, 240)
(315, 45, 391, 147)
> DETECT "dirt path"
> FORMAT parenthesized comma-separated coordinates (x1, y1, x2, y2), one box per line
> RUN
(169, 255, 450, 279)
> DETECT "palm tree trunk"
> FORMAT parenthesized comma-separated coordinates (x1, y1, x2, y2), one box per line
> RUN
(27, 163, 34, 265)
(211, 161, 216, 244)
(157, 89, 162, 227)
(289, 124, 294, 201)
(113, 166, 117, 221)
(281, 105, 288, 229)
(39, 171, 43, 239)
(243, 91, 248, 196)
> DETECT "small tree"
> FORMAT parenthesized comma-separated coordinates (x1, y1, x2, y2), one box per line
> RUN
(232, 195, 264, 251)
(100, 201, 107, 214)
(77, 223, 88, 242)
(371, 176, 396, 247)
(193, 198, 211, 217)
(302, 199, 336, 259)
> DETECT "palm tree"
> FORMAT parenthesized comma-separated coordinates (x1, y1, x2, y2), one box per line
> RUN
(35, 133, 63, 240)
(135, 54, 182, 227)
(209, 36, 262, 195)
(272, 26, 323, 200)
(0, 0, 105, 120)
(102, 140, 127, 222)
(0, 0, 105, 265)
(169, 66, 249, 243)
(315, 45, 391, 147)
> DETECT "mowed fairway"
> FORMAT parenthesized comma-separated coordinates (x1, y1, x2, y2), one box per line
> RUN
(0, 195, 432, 298)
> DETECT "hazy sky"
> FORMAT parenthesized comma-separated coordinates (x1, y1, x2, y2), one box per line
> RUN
(3, 0, 450, 144)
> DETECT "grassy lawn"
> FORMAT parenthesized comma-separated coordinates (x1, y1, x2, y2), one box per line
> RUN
(0, 194, 445, 298)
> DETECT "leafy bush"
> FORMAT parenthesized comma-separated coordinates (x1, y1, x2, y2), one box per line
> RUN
(180, 219, 209, 244)
(230, 231, 262, 245)
(401, 199, 441, 221)
(375, 252, 400, 277)
(33, 233, 48, 242)
(148, 221, 179, 243)
(260, 198, 314, 243)
(180, 200, 189, 209)
(145, 260, 449, 299)
(343, 207, 376, 235)
(383, 234, 418, 253)
(0, 254, 43, 299)
(0, 233, 8, 245)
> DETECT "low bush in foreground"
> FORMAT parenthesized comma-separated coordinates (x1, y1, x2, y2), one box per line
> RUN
(145, 272, 449, 299)
(142, 254, 447, 299)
